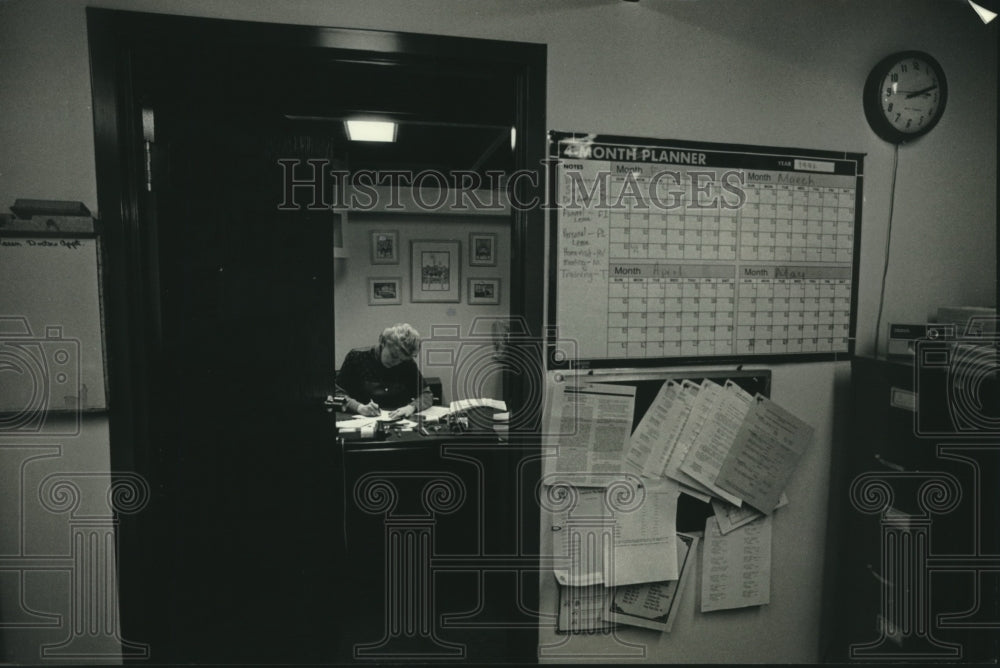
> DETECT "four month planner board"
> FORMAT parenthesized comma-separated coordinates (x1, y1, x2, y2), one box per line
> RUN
(548, 132, 864, 368)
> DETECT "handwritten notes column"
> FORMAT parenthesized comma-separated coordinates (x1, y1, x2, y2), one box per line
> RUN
(556, 160, 611, 356)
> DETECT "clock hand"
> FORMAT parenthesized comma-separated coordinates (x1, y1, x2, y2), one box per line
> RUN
(905, 84, 938, 99)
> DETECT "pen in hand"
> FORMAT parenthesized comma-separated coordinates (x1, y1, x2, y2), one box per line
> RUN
(359, 400, 380, 417)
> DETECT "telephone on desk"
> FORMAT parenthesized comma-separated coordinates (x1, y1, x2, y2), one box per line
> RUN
(324, 393, 348, 412)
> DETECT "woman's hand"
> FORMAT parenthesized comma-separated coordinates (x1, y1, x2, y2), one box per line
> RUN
(387, 405, 415, 420)
(356, 400, 380, 417)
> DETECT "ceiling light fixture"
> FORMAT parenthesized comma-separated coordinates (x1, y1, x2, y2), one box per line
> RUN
(345, 119, 397, 142)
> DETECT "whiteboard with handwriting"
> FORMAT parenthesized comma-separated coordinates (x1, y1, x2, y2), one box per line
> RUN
(0, 236, 107, 414)
(549, 132, 864, 367)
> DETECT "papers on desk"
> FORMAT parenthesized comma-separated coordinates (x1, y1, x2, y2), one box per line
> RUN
(336, 411, 416, 431)
(449, 397, 506, 412)
(413, 405, 452, 422)
(338, 397, 508, 433)
(414, 398, 507, 423)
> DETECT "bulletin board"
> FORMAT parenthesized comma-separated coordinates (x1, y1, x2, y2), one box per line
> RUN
(548, 132, 864, 369)
(579, 367, 772, 532)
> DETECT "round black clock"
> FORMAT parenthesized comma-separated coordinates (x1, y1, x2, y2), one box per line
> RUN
(863, 51, 948, 144)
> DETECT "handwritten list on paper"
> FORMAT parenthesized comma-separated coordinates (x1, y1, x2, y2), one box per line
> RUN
(701, 514, 772, 612)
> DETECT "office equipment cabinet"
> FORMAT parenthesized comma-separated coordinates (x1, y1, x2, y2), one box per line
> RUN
(822, 356, 998, 663)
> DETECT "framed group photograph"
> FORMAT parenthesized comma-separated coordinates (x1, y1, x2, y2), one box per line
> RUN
(368, 277, 402, 305)
(410, 240, 461, 302)
(468, 277, 500, 305)
(469, 232, 497, 266)
(370, 230, 399, 264)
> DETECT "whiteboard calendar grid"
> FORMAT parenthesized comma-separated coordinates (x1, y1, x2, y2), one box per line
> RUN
(550, 132, 863, 367)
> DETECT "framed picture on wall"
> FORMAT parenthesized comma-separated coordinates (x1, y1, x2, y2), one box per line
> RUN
(469, 232, 497, 266)
(468, 278, 500, 305)
(370, 230, 399, 264)
(410, 240, 460, 302)
(368, 277, 402, 305)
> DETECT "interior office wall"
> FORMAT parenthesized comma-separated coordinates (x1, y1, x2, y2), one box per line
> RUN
(0, 0, 994, 351)
(0, 419, 121, 663)
(0, 0, 995, 663)
(334, 215, 510, 405)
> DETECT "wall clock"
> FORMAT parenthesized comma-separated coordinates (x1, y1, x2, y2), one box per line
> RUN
(863, 51, 947, 144)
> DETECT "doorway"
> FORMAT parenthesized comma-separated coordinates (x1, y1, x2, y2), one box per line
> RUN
(89, 9, 545, 664)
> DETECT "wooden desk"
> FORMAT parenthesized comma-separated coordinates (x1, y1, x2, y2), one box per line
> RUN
(337, 413, 539, 663)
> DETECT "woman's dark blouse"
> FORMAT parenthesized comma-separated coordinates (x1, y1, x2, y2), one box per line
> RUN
(336, 346, 432, 410)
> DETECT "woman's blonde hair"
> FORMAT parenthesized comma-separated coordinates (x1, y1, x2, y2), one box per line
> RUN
(380, 323, 421, 357)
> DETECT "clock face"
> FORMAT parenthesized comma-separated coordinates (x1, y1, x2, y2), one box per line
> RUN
(864, 51, 947, 144)
(879, 56, 943, 134)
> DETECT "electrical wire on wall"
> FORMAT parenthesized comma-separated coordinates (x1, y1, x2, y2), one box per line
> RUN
(872, 143, 900, 360)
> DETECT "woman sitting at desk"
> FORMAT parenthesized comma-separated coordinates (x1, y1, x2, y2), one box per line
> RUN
(336, 323, 434, 419)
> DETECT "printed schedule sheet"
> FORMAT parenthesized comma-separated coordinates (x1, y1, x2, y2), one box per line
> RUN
(550, 132, 864, 364)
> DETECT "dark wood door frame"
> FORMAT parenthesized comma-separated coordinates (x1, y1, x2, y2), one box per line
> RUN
(87, 8, 546, 657)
